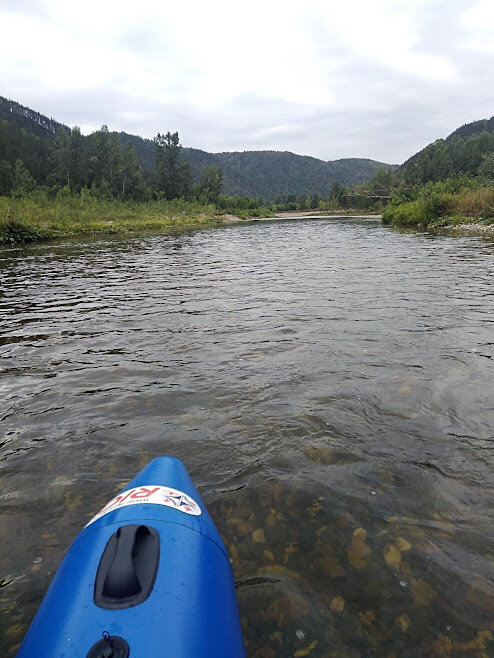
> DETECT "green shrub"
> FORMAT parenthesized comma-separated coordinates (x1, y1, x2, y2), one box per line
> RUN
(0, 219, 41, 243)
(382, 200, 429, 226)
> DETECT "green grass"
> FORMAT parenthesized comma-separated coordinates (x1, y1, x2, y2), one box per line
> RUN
(0, 192, 232, 243)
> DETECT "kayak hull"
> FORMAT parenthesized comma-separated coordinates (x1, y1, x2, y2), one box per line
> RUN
(17, 457, 245, 657)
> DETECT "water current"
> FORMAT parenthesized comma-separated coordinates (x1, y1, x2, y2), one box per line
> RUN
(1, 217, 493, 656)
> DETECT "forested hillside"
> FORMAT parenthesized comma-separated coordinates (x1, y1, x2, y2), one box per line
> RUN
(381, 115, 494, 229)
(127, 141, 388, 199)
(0, 96, 63, 137)
(0, 96, 389, 201)
(190, 151, 384, 200)
(400, 116, 494, 184)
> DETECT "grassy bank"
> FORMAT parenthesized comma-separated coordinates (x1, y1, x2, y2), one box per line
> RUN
(0, 190, 273, 243)
(0, 193, 220, 243)
(382, 180, 494, 232)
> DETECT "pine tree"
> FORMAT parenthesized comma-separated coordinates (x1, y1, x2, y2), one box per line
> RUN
(51, 127, 72, 187)
(154, 132, 192, 200)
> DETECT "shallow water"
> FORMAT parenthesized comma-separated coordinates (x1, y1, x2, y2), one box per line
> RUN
(1, 217, 493, 656)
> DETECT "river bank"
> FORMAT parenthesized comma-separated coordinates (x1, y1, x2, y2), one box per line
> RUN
(427, 219, 494, 236)
(382, 183, 494, 237)
(0, 195, 382, 245)
(3, 192, 494, 244)
(0, 195, 272, 244)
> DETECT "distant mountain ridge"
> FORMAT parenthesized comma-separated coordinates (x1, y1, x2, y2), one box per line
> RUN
(118, 130, 390, 199)
(0, 95, 390, 199)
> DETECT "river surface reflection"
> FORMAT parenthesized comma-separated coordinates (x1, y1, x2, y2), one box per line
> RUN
(1, 217, 494, 656)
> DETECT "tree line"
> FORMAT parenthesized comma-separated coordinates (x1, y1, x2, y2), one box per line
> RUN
(0, 120, 228, 205)
(0, 94, 389, 203)
(4, 94, 493, 223)
(0, 117, 380, 213)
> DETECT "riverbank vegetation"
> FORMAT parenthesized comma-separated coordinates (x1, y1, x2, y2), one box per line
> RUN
(382, 177, 494, 228)
(0, 192, 220, 242)
(2, 93, 494, 240)
(376, 120, 494, 231)
(0, 189, 275, 243)
(0, 125, 274, 242)
(262, 119, 494, 230)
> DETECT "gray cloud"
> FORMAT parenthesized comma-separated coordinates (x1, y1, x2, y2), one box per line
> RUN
(2, 0, 494, 165)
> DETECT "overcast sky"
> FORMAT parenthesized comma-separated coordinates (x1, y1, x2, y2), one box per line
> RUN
(1, 0, 493, 164)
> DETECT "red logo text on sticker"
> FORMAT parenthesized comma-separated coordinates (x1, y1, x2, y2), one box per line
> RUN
(86, 485, 202, 526)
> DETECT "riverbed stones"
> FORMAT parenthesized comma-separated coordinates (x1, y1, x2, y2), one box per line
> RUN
(253, 528, 266, 543)
(312, 555, 346, 579)
(347, 528, 370, 570)
(410, 578, 436, 605)
(330, 596, 345, 612)
(395, 613, 410, 633)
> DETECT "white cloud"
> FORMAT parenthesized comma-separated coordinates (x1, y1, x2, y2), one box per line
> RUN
(0, 0, 493, 162)
(463, 0, 494, 52)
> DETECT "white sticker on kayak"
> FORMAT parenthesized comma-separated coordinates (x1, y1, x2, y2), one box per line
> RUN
(86, 485, 202, 526)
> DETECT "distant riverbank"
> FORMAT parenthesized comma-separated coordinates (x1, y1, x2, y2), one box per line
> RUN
(3, 192, 493, 245)
(383, 206, 494, 237)
(0, 194, 386, 245)
(274, 209, 382, 219)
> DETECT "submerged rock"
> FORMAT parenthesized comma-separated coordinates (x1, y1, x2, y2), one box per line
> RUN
(312, 556, 346, 578)
(330, 596, 345, 612)
(253, 528, 266, 543)
(347, 528, 370, 569)
(257, 565, 300, 580)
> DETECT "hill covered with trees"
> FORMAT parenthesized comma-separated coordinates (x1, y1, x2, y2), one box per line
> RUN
(186, 151, 385, 200)
(0, 96, 389, 202)
(376, 116, 494, 229)
(399, 117, 494, 184)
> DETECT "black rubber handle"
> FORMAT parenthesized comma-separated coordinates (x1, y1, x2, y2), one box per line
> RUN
(94, 524, 160, 610)
(102, 526, 142, 600)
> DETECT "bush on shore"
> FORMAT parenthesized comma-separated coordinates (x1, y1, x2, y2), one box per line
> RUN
(382, 179, 494, 227)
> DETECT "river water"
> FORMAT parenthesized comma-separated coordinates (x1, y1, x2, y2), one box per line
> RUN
(1, 217, 493, 656)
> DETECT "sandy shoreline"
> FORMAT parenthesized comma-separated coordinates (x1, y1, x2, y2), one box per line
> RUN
(219, 212, 382, 224)
(274, 210, 382, 219)
(218, 213, 250, 223)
